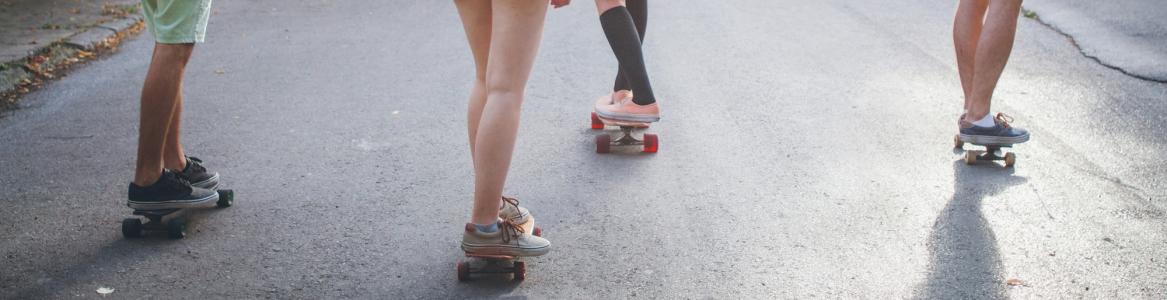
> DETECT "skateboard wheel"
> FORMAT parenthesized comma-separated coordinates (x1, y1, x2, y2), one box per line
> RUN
(1004, 152, 1016, 167)
(166, 219, 186, 239)
(513, 261, 526, 281)
(953, 134, 964, 148)
(590, 112, 604, 130)
(595, 134, 611, 153)
(457, 261, 470, 282)
(964, 151, 978, 165)
(121, 218, 143, 238)
(533, 227, 542, 237)
(216, 189, 234, 208)
(642, 134, 658, 153)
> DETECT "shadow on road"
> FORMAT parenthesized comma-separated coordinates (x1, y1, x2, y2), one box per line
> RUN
(917, 159, 1028, 299)
(6, 208, 225, 299)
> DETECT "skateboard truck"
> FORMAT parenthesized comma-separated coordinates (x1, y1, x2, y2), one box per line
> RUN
(121, 189, 234, 239)
(591, 112, 658, 154)
(955, 134, 1017, 167)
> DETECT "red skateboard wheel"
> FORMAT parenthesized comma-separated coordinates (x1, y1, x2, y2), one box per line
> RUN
(513, 261, 527, 281)
(595, 135, 611, 153)
(590, 112, 604, 130)
(642, 134, 658, 153)
(457, 261, 470, 281)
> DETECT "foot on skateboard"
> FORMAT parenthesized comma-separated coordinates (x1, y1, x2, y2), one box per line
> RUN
(457, 221, 544, 282)
(591, 112, 658, 154)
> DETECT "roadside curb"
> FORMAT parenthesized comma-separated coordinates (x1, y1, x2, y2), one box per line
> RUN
(1, 15, 144, 111)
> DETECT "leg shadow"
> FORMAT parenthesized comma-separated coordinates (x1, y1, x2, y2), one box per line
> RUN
(918, 160, 1028, 299)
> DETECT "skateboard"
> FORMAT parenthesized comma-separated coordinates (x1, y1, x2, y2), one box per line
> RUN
(457, 218, 543, 282)
(121, 189, 234, 239)
(590, 112, 658, 154)
(954, 134, 1016, 167)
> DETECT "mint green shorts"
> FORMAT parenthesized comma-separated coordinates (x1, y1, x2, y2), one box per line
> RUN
(141, 0, 213, 44)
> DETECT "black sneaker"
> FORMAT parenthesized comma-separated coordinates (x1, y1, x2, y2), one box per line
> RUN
(177, 156, 219, 190)
(958, 113, 1031, 146)
(127, 170, 219, 210)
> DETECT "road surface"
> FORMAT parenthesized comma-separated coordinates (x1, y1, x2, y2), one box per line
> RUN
(2, 0, 1165, 298)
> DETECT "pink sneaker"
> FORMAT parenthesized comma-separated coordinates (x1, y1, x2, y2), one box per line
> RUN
(595, 97, 660, 123)
(594, 90, 633, 110)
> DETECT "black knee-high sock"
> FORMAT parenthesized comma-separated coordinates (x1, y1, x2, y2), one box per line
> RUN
(601, 6, 655, 105)
(614, 0, 647, 93)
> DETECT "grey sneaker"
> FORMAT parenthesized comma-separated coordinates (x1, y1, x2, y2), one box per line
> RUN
(177, 156, 220, 190)
(499, 196, 531, 224)
(127, 170, 219, 210)
(959, 113, 1030, 146)
(461, 221, 550, 257)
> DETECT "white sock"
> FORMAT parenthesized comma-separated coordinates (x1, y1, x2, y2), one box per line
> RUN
(971, 113, 996, 127)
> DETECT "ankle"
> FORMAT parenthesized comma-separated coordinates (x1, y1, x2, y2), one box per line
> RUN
(164, 157, 188, 172)
(970, 113, 996, 127)
(472, 219, 501, 233)
(132, 169, 163, 187)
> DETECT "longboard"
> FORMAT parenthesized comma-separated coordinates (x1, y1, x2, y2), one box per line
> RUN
(954, 134, 1016, 167)
(121, 189, 234, 239)
(591, 112, 658, 154)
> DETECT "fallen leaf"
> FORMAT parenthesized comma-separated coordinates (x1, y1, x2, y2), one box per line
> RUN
(1006, 279, 1027, 287)
(214, 69, 225, 75)
(96, 287, 114, 295)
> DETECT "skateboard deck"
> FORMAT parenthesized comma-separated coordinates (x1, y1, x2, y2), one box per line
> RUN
(591, 112, 658, 154)
(121, 189, 234, 239)
(457, 218, 543, 282)
(954, 134, 1017, 167)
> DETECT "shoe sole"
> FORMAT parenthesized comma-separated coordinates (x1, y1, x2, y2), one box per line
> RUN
(191, 173, 220, 190)
(127, 192, 219, 210)
(959, 132, 1030, 146)
(595, 110, 660, 123)
(461, 243, 551, 257)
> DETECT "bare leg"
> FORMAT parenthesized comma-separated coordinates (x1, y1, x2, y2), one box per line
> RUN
(954, 0, 988, 112)
(133, 43, 194, 186)
(460, 0, 548, 226)
(162, 88, 188, 171)
(456, 0, 492, 161)
(965, 0, 1022, 122)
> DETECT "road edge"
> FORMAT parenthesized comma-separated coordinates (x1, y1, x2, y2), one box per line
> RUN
(0, 14, 145, 114)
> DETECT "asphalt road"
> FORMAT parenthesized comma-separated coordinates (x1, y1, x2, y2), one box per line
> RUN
(2, 0, 1165, 298)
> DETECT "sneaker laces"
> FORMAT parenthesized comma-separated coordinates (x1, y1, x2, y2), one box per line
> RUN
(501, 196, 521, 211)
(994, 113, 1015, 128)
(498, 219, 527, 245)
(162, 171, 194, 192)
(185, 156, 207, 174)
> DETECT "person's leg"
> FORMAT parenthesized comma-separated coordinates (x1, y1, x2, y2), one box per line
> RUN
(134, 43, 194, 187)
(594, 0, 660, 122)
(456, 0, 492, 160)
(127, 42, 218, 209)
(964, 0, 1021, 123)
(162, 85, 187, 171)
(612, 0, 647, 94)
(956, 0, 1030, 146)
(953, 0, 988, 113)
(457, 0, 551, 257)
(128, 0, 218, 209)
(455, 0, 530, 224)
(469, 0, 548, 227)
